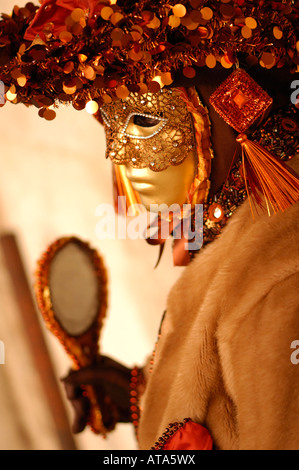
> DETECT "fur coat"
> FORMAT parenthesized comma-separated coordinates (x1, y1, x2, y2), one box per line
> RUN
(137, 156, 299, 450)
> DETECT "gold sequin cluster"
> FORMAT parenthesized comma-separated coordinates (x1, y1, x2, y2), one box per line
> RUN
(100, 87, 195, 171)
(0, 0, 298, 119)
(209, 69, 273, 133)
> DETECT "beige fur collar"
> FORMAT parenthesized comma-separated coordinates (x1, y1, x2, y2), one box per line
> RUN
(138, 156, 299, 450)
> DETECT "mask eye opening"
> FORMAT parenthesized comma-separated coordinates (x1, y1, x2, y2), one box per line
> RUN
(122, 112, 167, 140)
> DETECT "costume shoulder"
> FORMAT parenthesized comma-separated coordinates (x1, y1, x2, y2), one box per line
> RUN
(213, 154, 299, 327)
(168, 154, 299, 327)
(208, 157, 299, 449)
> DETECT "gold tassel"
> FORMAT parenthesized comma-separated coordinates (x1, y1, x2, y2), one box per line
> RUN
(236, 133, 299, 217)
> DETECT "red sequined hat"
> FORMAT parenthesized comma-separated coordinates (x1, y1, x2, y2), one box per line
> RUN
(0, 0, 298, 118)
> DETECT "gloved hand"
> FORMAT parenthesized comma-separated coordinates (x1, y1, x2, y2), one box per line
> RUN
(61, 355, 133, 433)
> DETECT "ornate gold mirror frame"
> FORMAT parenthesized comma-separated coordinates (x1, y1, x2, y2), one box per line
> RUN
(34, 236, 110, 435)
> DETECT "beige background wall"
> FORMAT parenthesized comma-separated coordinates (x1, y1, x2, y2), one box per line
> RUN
(0, 0, 183, 450)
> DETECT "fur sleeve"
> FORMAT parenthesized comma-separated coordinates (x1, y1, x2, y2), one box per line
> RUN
(225, 272, 299, 450)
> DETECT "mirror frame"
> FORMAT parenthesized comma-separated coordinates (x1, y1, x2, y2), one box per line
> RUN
(34, 236, 110, 435)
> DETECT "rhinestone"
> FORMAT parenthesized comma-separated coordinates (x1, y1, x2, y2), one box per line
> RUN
(132, 157, 137, 162)
(173, 142, 178, 147)
(152, 146, 157, 151)
(135, 145, 140, 150)
(213, 207, 222, 219)
(122, 139, 127, 143)
(110, 151, 116, 157)
(171, 106, 175, 110)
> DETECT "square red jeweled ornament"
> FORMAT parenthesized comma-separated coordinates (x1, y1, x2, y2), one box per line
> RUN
(209, 68, 273, 133)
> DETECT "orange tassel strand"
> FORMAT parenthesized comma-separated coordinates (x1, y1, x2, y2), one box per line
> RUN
(237, 134, 299, 216)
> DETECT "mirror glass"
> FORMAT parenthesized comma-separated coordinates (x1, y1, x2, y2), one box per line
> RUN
(49, 241, 100, 336)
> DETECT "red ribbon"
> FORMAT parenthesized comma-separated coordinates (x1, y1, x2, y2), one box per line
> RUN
(24, 0, 99, 40)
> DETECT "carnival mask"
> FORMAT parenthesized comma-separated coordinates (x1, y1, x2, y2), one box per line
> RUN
(100, 88, 196, 172)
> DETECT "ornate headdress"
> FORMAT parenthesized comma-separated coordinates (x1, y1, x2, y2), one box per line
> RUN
(0, 0, 299, 264)
(0, 0, 298, 113)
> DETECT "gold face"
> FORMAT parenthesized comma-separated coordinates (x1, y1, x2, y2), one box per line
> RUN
(124, 151, 196, 211)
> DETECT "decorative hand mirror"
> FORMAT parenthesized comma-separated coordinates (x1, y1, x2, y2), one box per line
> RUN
(34, 236, 109, 435)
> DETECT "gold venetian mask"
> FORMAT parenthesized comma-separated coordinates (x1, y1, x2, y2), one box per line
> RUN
(100, 87, 213, 211)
